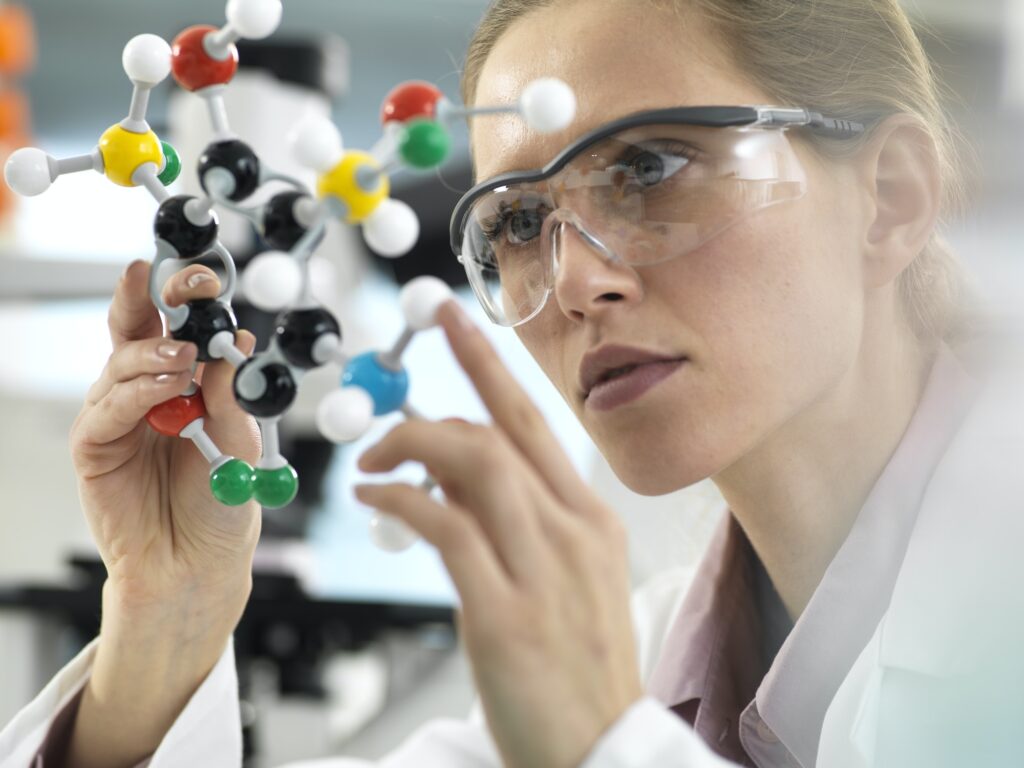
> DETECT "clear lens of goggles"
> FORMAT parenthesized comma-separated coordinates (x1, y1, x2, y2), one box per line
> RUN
(459, 123, 808, 327)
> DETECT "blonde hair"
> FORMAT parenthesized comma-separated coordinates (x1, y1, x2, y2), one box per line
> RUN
(460, 0, 983, 350)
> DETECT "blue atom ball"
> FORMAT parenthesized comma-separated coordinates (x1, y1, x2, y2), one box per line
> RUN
(341, 351, 410, 416)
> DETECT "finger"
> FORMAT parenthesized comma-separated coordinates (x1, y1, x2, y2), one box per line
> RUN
(156, 263, 225, 414)
(160, 263, 221, 308)
(435, 299, 592, 510)
(85, 337, 198, 407)
(200, 329, 255, 419)
(201, 329, 262, 463)
(108, 259, 163, 349)
(358, 419, 548, 584)
(75, 371, 194, 451)
(354, 482, 511, 605)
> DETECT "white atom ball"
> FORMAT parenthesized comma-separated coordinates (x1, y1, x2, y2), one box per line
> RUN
(399, 276, 455, 331)
(519, 78, 576, 133)
(288, 116, 343, 173)
(317, 387, 375, 443)
(122, 34, 172, 84)
(368, 512, 419, 552)
(226, 0, 283, 39)
(241, 251, 302, 311)
(362, 199, 420, 258)
(4, 147, 54, 197)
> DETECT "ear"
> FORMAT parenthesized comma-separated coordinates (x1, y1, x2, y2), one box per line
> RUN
(858, 114, 942, 289)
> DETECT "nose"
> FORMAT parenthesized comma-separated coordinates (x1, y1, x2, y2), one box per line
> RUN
(547, 212, 644, 323)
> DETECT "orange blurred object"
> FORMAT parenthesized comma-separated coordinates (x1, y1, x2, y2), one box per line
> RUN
(0, 88, 28, 137)
(0, 89, 31, 221)
(0, 4, 36, 76)
(0, 4, 34, 221)
(0, 174, 11, 218)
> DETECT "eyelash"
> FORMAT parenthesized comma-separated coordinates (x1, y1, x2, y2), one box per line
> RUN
(477, 139, 703, 252)
(481, 202, 552, 245)
(615, 139, 701, 169)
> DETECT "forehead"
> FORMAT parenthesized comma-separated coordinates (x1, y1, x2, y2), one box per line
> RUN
(469, 0, 769, 182)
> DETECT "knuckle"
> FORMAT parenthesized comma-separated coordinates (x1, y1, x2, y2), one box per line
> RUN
(100, 382, 133, 424)
(85, 378, 105, 406)
(130, 378, 149, 413)
(600, 512, 629, 545)
(506, 395, 544, 433)
(105, 348, 129, 378)
(68, 412, 85, 452)
(436, 517, 474, 555)
(472, 437, 506, 474)
(95, 391, 119, 426)
(563, 527, 599, 565)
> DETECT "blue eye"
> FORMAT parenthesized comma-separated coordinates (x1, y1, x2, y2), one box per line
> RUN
(631, 152, 667, 185)
(482, 203, 551, 246)
(614, 140, 699, 187)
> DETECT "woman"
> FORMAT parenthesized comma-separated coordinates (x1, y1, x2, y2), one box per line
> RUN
(2, 0, 1022, 766)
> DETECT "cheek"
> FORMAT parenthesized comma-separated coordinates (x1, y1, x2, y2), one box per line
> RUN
(690, 201, 858, 348)
(668, 202, 864, 433)
(514, 318, 575, 400)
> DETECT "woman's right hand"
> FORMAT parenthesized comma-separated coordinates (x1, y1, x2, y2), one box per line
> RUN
(70, 259, 262, 613)
(60, 259, 262, 768)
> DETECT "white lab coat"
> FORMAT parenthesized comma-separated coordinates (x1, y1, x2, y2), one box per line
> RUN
(2, 352, 1023, 768)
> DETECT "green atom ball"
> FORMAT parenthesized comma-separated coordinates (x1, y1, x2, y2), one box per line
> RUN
(210, 458, 255, 506)
(252, 464, 299, 509)
(158, 141, 182, 186)
(398, 119, 451, 169)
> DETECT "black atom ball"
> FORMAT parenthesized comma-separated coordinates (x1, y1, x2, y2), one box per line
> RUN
(170, 299, 237, 362)
(275, 308, 341, 370)
(154, 195, 219, 258)
(233, 359, 297, 418)
(198, 139, 260, 202)
(262, 191, 312, 250)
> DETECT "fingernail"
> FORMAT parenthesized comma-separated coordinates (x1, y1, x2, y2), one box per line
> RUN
(157, 341, 183, 359)
(187, 272, 214, 288)
(154, 372, 180, 383)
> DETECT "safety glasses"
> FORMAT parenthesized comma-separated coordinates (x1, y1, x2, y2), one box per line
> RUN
(450, 105, 865, 327)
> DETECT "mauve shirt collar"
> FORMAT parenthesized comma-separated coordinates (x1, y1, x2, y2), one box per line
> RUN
(644, 344, 980, 767)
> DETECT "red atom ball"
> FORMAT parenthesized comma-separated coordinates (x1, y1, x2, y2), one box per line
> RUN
(380, 81, 443, 125)
(170, 25, 239, 92)
(146, 389, 207, 437)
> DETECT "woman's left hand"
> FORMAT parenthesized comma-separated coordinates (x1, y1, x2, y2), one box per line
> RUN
(355, 299, 643, 768)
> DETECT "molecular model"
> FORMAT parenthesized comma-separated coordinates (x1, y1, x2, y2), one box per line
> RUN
(3, 0, 576, 551)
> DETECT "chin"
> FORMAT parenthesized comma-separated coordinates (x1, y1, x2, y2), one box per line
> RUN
(601, 441, 719, 497)
(579, 396, 725, 496)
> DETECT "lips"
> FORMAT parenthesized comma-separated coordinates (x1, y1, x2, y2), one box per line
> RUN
(578, 344, 687, 399)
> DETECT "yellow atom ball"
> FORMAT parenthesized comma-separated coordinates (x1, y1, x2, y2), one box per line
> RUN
(317, 150, 389, 224)
(98, 124, 163, 187)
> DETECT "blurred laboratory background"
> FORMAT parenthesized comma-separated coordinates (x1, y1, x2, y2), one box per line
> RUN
(0, 0, 1020, 765)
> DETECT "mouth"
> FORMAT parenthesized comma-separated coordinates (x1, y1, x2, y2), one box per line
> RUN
(577, 342, 690, 411)
(585, 360, 688, 415)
